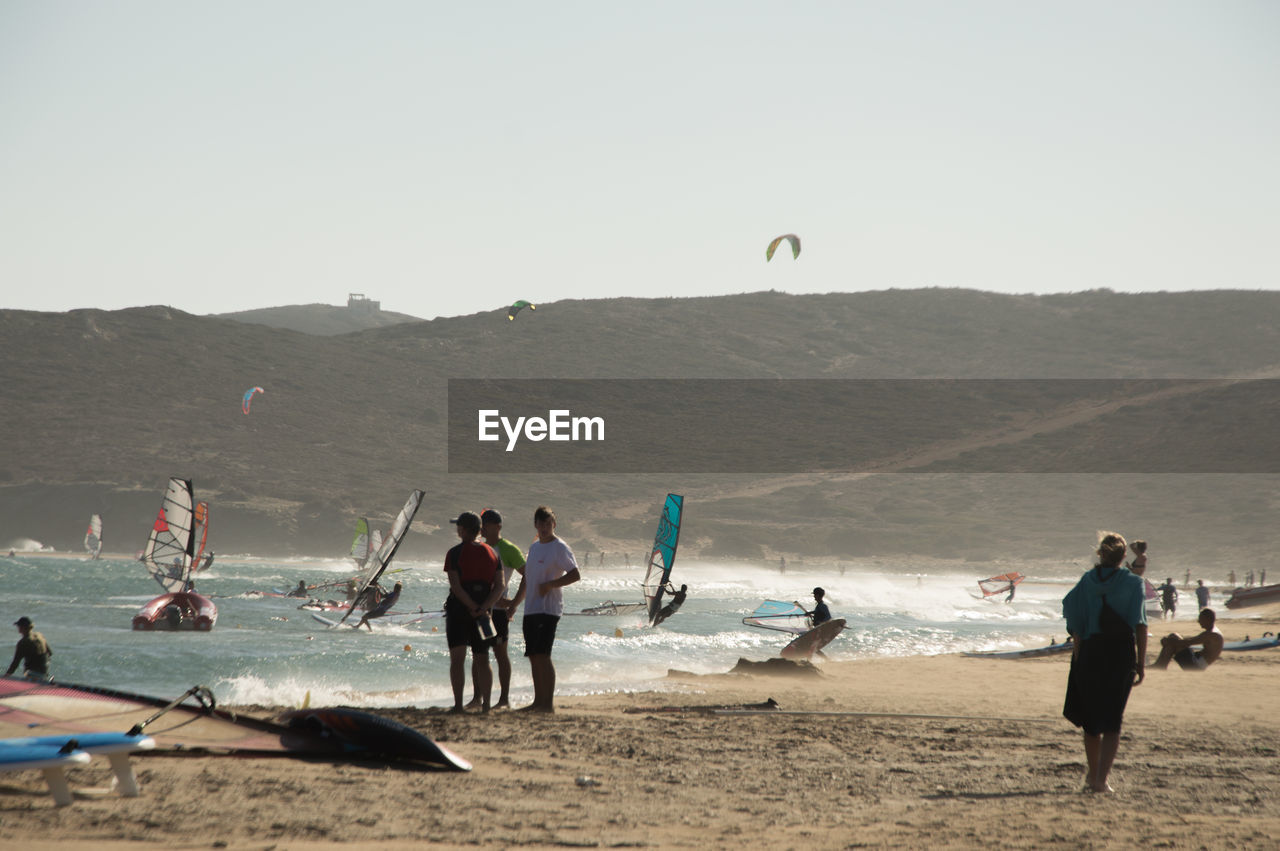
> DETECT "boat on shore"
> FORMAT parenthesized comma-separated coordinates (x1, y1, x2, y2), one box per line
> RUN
(1224, 583, 1280, 610)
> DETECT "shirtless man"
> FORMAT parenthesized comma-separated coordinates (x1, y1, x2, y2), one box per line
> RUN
(1151, 608, 1224, 671)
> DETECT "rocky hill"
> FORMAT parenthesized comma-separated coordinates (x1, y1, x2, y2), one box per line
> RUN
(2, 289, 1277, 566)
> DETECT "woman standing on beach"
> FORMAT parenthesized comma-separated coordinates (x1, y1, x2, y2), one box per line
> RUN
(1062, 532, 1148, 793)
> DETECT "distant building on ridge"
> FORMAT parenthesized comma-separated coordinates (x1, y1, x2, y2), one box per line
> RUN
(347, 293, 381, 313)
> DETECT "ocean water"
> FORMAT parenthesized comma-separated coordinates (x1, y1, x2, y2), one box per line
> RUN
(0, 553, 1201, 709)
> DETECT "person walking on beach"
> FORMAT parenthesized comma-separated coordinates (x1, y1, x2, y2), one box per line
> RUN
(1152, 608, 1223, 671)
(510, 505, 580, 713)
(5, 616, 52, 682)
(1156, 577, 1178, 620)
(473, 508, 525, 710)
(1195, 580, 1210, 610)
(444, 512, 505, 713)
(1062, 532, 1147, 794)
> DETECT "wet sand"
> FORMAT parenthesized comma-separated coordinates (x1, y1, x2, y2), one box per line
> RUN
(4, 616, 1279, 850)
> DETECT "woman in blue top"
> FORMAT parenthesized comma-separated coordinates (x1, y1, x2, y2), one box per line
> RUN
(1062, 532, 1148, 794)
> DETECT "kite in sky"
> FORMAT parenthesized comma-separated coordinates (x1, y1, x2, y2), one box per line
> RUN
(766, 234, 801, 261)
(242, 386, 265, 414)
(508, 300, 536, 321)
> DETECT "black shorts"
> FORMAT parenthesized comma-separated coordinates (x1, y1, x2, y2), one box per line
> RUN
(445, 597, 493, 652)
(492, 606, 510, 641)
(523, 613, 560, 657)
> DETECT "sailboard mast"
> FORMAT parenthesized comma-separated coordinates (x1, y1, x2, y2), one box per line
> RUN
(336, 490, 424, 626)
(642, 493, 684, 625)
(141, 477, 196, 593)
(84, 514, 103, 560)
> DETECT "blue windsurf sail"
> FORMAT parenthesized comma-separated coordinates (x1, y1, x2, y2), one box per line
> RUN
(642, 494, 684, 625)
(742, 600, 811, 635)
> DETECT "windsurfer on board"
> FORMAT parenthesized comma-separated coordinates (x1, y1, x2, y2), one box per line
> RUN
(652, 583, 687, 627)
(355, 582, 402, 631)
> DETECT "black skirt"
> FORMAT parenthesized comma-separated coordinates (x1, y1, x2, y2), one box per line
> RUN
(1063, 633, 1136, 735)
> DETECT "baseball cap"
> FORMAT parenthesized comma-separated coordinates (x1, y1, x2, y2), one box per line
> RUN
(14, 616, 32, 628)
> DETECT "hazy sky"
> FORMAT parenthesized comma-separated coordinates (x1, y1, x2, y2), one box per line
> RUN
(2, 1, 1276, 320)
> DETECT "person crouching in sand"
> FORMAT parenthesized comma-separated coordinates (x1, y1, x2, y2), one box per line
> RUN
(1152, 608, 1224, 671)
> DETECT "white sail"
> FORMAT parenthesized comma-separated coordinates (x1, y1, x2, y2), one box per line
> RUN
(84, 514, 103, 559)
(141, 478, 195, 593)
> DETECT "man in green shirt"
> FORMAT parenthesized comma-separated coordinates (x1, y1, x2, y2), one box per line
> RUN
(477, 509, 527, 709)
(6, 616, 52, 681)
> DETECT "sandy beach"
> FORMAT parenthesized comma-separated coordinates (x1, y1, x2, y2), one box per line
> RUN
(3, 615, 1278, 850)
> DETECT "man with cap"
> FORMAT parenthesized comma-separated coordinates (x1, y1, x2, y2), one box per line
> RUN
(469, 508, 526, 710)
(443, 511, 505, 712)
(6, 616, 53, 681)
(808, 588, 832, 626)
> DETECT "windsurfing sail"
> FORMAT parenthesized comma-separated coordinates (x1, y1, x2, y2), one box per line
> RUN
(336, 490, 424, 626)
(140, 478, 196, 593)
(348, 517, 371, 568)
(191, 502, 210, 571)
(742, 600, 811, 635)
(977, 572, 1025, 598)
(84, 514, 103, 559)
(642, 494, 684, 625)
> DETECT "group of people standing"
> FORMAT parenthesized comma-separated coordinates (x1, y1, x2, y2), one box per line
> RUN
(1062, 532, 1225, 794)
(442, 505, 579, 714)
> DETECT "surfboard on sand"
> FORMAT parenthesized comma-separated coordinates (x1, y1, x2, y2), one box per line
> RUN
(962, 639, 1074, 660)
(780, 618, 846, 660)
(0, 731, 157, 797)
(1223, 632, 1279, 652)
(0, 744, 90, 806)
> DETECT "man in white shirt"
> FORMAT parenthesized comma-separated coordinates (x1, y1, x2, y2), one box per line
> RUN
(511, 505, 580, 713)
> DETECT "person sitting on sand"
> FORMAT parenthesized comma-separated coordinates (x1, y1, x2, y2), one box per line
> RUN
(1151, 608, 1224, 671)
(652, 583, 687, 627)
(808, 587, 832, 626)
(355, 581, 402, 631)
